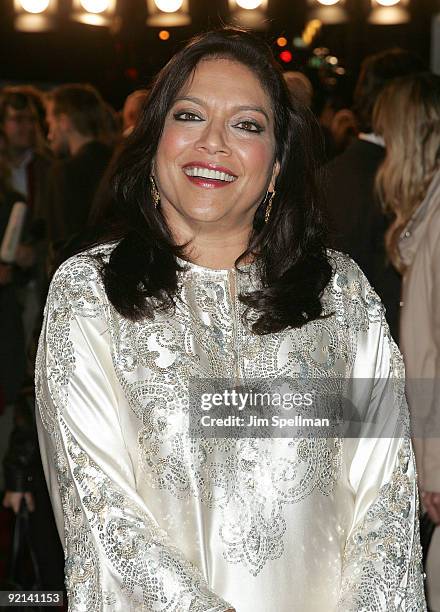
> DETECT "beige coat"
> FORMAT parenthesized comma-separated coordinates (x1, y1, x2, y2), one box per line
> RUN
(399, 170, 440, 492)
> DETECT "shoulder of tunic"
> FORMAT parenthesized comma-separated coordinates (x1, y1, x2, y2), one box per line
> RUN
(323, 248, 385, 329)
(47, 242, 118, 317)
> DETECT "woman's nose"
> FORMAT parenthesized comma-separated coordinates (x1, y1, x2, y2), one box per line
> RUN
(195, 120, 231, 156)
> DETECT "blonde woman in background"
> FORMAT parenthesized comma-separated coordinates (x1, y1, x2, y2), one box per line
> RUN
(374, 72, 440, 611)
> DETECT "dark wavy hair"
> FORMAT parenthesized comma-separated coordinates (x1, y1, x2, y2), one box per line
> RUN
(91, 28, 332, 334)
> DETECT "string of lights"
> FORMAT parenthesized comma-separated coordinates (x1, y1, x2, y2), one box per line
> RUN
(12, 0, 412, 32)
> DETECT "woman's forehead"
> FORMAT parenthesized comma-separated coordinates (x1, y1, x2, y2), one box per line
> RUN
(176, 58, 273, 110)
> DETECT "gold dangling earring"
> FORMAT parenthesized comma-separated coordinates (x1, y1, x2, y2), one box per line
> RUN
(150, 175, 160, 209)
(264, 190, 275, 224)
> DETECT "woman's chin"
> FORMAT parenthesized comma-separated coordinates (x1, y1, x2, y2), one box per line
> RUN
(181, 206, 232, 225)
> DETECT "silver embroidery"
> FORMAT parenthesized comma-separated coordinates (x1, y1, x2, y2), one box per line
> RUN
(104, 252, 350, 576)
(338, 438, 426, 611)
(35, 243, 425, 609)
(60, 418, 230, 612)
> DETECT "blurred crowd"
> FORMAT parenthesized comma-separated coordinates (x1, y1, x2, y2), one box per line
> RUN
(1, 44, 440, 609)
(0, 81, 150, 596)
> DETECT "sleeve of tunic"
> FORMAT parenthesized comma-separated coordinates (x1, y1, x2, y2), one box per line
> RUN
(35, 254, 233, 612)
(336, 262, 426, 611)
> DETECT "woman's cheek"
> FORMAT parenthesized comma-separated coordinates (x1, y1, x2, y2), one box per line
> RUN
(241, 140, 275, 176)
(158, 125, 198, 161)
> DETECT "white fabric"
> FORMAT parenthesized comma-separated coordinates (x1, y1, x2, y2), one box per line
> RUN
(10, 149, 33, 198)
(35, 245, 426, 611)
(358, 132, 386, 148)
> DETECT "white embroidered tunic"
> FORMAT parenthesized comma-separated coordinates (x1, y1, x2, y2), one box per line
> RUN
(35, 244, 426, 612)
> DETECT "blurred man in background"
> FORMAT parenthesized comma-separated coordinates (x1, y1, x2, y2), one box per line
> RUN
(325, 48, 424, 342)
(283, 71, 313, 107)
(121, 88, 149, 137)
(0, 87, 54, 348)
(45, 83, 113, 244)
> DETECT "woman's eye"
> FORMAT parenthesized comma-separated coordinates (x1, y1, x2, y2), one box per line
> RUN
(235, 120, 263, 133)
(173, 112, 202, 121)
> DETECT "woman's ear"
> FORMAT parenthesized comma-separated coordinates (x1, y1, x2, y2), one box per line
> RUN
(269, 160, 280, 192)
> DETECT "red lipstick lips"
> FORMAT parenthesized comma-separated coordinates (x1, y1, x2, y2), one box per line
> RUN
(182, 161, 237, 189)
(182, 161, 237, 175)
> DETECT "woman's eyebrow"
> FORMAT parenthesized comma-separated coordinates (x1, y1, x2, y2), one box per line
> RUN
(174, 96, 204, 106)
(173, 96, 270, 122)
(234, 105, 270, 122)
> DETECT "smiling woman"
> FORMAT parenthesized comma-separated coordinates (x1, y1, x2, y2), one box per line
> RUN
(96, 27, 332, 331)
(35, 28, 426, 612)
(154, 58, 278, 252)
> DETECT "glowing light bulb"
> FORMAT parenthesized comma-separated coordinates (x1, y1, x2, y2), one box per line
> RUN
(316, 0, 340, 5)
(279, 50, 292, 63)
(236, 0, 263, 9)
(19, 0, 50, 13)
(80, 0, 110, 14)
(376, 0, 400, 5)
(154, 0, 184, 12)
(80, 0, 110, 12)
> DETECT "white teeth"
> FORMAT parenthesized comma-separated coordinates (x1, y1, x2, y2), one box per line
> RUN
(183, 166, 236, 182)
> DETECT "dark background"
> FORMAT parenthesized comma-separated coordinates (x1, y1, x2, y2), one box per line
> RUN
(0, 0, 438, 108)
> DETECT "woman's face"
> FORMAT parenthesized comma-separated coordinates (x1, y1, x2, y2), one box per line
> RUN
(154, 58, 278, 230)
